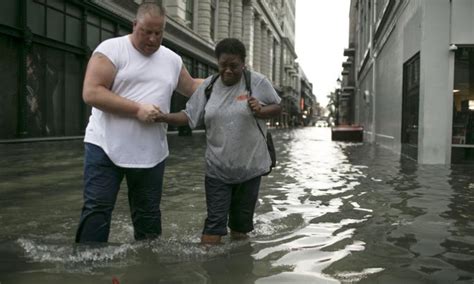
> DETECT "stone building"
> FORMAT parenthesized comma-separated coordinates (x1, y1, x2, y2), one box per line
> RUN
(157, 0, 303, 127)
(299, 67, 317, 126)
(0, 0, 310, 141)
(341, 0, 474, 164)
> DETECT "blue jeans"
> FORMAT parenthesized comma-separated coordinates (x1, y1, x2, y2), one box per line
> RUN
(75, 143, 165, 243)
(203, 175, 261, 236)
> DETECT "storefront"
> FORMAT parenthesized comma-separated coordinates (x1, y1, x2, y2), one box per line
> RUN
(452, 47, 474, 163)
(0, 0, 216, 141)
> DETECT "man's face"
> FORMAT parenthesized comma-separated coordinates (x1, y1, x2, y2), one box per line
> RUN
(132, 14, 165, 56)
(218, 53, 245, 86)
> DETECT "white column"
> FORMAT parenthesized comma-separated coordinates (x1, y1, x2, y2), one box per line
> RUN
(217, 0, 230, 42)
(252, 15, 261, 72)
(198, 0, 212, 41)
(163, 0, 186, 25)
(242, 1, 254, 67)
(268, 32, 274, 82)
(418, 0, 451, 164)
(264, 28, 272, 78)
(274, 40, 281, 86)
(260, 23, 268, 76)
(231, 0, 243, 40)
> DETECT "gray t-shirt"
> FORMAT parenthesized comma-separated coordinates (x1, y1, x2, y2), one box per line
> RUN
(183, 71, 281, 184)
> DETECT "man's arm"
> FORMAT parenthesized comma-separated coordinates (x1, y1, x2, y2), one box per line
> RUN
(175, 65, 204, 97)
(82, 52, 159, 122)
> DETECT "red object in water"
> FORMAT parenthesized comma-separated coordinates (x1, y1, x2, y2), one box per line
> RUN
(112, 276, 120, 284)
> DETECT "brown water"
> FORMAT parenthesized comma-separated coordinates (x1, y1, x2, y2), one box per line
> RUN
(0, 127, 473, 283)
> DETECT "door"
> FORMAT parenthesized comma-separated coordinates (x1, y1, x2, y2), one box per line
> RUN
(401, 53, 420, 160)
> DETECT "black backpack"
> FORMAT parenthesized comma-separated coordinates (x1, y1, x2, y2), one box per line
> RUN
(203, 70, 276, 175)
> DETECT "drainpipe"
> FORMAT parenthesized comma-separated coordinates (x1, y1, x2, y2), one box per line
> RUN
(446, 0, 454, 163)
(371, 52, 377, 143)
(370, 3, 376, 143)
(18, 0, 28, 138)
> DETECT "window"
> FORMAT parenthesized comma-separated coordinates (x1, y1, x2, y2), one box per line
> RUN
(197, 62, 208, 78)
(185, 0, 194, 29)
(401, 53, 420, 160)
(0, 0, 19, 27)
(23, 44, 85, 138)
(182, 55, 194, 76)
(87, 12, 116, 50)
(26, 1, 85, 46)
(64, 53, 82, 135)
(210, 0, 216, 40)
(452, 47, 474, 163)
(27, 1, 46, 35)
(0, 35, 19, 139)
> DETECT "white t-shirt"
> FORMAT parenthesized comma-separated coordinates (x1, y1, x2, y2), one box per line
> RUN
(84, 35, 182, 168)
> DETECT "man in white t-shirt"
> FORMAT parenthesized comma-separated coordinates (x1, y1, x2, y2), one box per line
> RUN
(75, 2, 203, 243)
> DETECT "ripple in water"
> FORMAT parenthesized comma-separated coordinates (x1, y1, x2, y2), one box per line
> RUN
(250, 129, 383, 283)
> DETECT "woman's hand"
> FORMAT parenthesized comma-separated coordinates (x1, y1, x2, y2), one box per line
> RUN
(137, 104, 161, 123)
(247, 96, 262, 114)
(152, 106, 167, 123)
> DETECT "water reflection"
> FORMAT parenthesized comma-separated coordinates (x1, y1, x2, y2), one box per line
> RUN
(251, 129, 380, 283)
(0, 128, 473, 283)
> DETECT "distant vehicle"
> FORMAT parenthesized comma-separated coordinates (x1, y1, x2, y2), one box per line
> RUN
(315, 120, 328, 127)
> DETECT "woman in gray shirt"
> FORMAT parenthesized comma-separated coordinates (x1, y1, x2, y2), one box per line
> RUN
(156, 38, 281, 245)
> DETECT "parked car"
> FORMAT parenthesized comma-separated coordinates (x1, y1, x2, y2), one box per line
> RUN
(315, 120, 328, 127)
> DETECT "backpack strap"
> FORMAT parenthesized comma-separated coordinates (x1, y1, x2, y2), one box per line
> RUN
(204, 74, 220, 101)
(244, 69, 273, 172)
(243, 68, 252, 95)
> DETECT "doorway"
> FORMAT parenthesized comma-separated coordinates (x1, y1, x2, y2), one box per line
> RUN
(401, 53, 420, 160)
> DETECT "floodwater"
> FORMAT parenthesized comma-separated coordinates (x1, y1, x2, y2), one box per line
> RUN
(0, 127, 473, 284)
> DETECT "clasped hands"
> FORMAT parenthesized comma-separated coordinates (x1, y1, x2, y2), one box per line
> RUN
(136, 103, 166, 123)
(137, 97, 263, 123)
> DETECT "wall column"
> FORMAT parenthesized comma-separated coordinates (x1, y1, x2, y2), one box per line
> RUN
(418, 0, 451, 164)
(260, 23, 269, 76)
(252, 15, 261, 72)
(197, 0, 212, 41)
(265, 29, 273, 79)
(274, 40, 281, 86)
(242, 1, 254, 67)
(164, 0, 186, 25)
(217, 0, 230, 42)
(231, 0, 243, 40)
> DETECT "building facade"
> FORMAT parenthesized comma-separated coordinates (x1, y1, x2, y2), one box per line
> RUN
(341, 0, 474, 164)
(299, 67, 317, 126)
(0, 0, 311, 141)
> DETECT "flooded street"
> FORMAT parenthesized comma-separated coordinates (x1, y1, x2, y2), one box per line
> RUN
(0, 127, 473, 283)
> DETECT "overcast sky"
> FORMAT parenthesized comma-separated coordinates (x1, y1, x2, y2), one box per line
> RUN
(295, 0, 350, 107)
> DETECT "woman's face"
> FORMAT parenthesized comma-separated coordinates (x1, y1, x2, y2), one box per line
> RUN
(217, 53, 245, 86)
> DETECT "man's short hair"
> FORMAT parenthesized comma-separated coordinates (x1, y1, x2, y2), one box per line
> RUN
(215, 38, 247, 62)
(136, 1, 166, 21)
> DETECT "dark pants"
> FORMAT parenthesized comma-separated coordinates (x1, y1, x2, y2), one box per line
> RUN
(75, 143, 165, 243)
(203, 175, 261, 236)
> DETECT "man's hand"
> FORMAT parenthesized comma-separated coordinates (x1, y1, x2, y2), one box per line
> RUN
(248, 96, 262, 114)
(136, 104, 161, 123)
